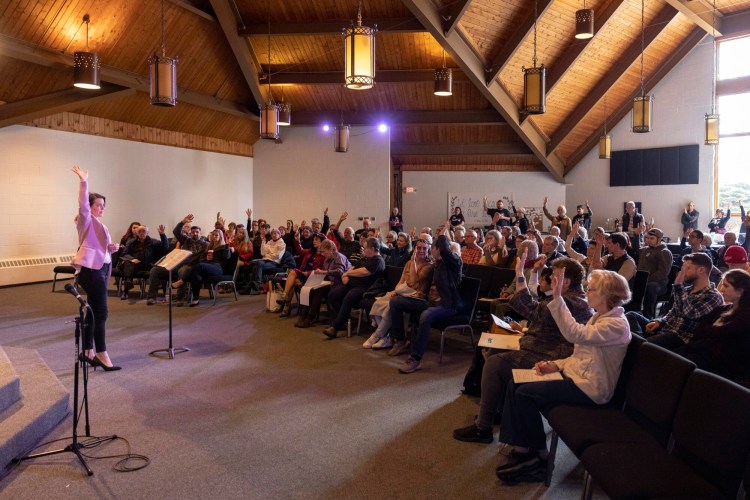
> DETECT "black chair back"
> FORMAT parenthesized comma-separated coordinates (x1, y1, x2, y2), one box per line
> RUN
(490, 268, 515, 297)
(384, 265, 404, 291)
(623, 343, 695, 446)
(456, 276, 481, 320)
(222, 252, 240, 279)
(671, 370, 750, 498)
(463, 264, 494, 299)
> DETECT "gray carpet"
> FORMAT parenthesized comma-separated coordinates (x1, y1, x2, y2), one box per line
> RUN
(0, 281, 604, 499)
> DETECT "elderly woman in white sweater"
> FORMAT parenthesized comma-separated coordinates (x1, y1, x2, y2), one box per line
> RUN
(495, 269, 631, 483)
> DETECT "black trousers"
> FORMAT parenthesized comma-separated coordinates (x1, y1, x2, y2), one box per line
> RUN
(77, 264, 110, 352)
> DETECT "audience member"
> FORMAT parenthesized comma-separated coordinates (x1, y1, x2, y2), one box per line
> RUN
(716, 232, 738, 270)
(294, 240, 351, 328)
(323, 237, 385, 339)
(479, 229, 511, 268)
(622, 201, 645, 252)
(590, 232, 636, 282)
(251, 227, 286, 285)
(333, 226, 362, 263)
(571, 201, 593, 231)
(637, 228, 673, 318)
(627, 253, 724, 351)
(389, 207, 403, 233)
(681, 201, 699, 244)
(182, 229, 230, 307)
(724, 245, 749, 272)
(383, 232, 412, 267)
(461, 229, 483, 265)
(450, 207, 465, 227)
(494, 269, 631, 483)
(543, 197, 572, 240)
(511, 202, 530, 234)
(118, 225, 168, 299)
(484, 196, 511, 228)
(277, 232, 327, 317)
(708, 207, 731, 234)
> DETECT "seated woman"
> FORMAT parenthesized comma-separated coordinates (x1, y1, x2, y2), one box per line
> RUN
(114, 221, 141, 268)
(680, 269, 750, 385)
(383, 232, 412, 268)
(495, 269, 631, 483)
(294, 239, 351, 328)
(384, 231, 397, 248)
(277, 232, 327, 317)
(708, 207, 731, 234)
(479, 229, 512, 268)
(362, 237, 434, 350)
(175, 229, 230, 307)
(230, 225, 253, 289)
(117, 224, 169, 299)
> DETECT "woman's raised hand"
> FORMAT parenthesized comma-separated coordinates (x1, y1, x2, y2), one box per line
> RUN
(550, 267, 565, 298)
(246, 208, 252, 218)
(72, 165, 88, 181)
(515, 249, 527, 276)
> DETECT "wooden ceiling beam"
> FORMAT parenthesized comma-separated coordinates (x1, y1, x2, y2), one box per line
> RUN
(485, 0, 554, 86)
(401, 0, 566, 182)
(722, 10, 750, 37)
(392, 143, 531, 156)
(565, 27, 706, 172)
(547, 4, 679, 156)
(291, 110, 506, 126)
(442, 0, 473, 36)
(167, 0, 216, 23)
(547, 0, 626, 94)
(0, 84, 135, 129)
(398, 163, 545, 172)
(265, 69, 469, 85)
(0, 34, 254, 118)
(663, 0, 722, 36)
(209, 0, 265, 107)
(239, 18, 424, 36)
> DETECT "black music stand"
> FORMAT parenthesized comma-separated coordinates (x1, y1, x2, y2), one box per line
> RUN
(149, 249, 193, 360)
(13, 303, 117, 475)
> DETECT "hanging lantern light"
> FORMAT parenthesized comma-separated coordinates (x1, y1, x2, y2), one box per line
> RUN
(343, 1, 377, 90)
(259, 7, 279, 140)
(632, 0, 653, 133)
(522, 0, 546, 115)
(599, 96, 611, 159)
(278, 87, 291, 127)
(73, 14, 101, 89)
(148, 0, 177, 106)
(705, 0, 719, 145)
(434, 50, 452, 96)
(575, 2, 594, 40)
(334, 124, 350, 152)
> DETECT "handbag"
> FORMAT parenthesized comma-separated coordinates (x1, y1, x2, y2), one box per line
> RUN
(394, 282, 418, 298)
(266, 288, 282, 312)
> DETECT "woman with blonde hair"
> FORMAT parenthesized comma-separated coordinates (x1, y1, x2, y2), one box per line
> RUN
(495, 269, 631, 482)
(185, 229, 230, 307)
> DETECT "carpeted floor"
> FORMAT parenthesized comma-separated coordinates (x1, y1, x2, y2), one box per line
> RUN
(0, 280, 603, 499)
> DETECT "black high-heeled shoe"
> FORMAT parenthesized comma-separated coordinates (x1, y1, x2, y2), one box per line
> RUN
(78, 353, 94, 365)
(88, 356, 122, 371)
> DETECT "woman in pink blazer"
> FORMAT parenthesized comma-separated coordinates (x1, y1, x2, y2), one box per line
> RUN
(71, 166, 121, 371)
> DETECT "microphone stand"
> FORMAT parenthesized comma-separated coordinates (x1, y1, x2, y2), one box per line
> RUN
(13, 302, 117, 475)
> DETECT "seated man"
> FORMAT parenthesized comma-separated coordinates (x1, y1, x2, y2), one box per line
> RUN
(323, 237, 385, 339)
(460, 229, 483, 265)
(332, 226, 362, 263)
(453, 256, 592, 443)
(637, 228, 673, 318)
(590, 232, 636, 282)
(724, 245, 750, 272)
(118, 224, 168, 299)
(354, 218, 372, 239)
(716, 232, 738, 270)
(627, 252, 724, 351)
(387, 232, 463, 373)
(541, 234, 565, 263)
(680, 229, 711, 259)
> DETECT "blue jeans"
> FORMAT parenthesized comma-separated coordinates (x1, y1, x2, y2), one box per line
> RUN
(410, 306, 456, 359)
(389, 295, 429, 341)
(642, 281, 667, 319)
(253, 260, 279, 283)
(76, 264, 110, 352)
(327, 285, 368, 331)
(500, 379, 595, 451)
(190, 262, 223, 300)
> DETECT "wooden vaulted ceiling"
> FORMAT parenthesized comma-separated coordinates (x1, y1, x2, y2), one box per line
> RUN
(1, 0, 750, 178)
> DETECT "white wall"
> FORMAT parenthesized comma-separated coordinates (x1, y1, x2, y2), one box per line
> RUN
(566, 39, 715, 241)
(0, 125, 252, 284)
(402, 170, 566, 231)
(252, 125, 390, 231)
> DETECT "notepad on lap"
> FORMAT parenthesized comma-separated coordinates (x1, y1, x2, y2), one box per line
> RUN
(478, 332, 521, 350)
(512, 369, 564, 384)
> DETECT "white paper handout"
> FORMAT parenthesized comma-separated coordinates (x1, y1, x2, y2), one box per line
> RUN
(478, 332, 521, 350)
(512, 369, 564, 384)
(491, 314, 523, 334)
(299, 272, 330, 306)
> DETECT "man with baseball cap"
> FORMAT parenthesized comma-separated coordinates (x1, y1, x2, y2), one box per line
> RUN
(724, 245, 750, 272)
(637, 228, 673, 318)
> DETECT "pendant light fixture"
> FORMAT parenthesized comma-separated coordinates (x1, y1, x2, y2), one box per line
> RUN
(434, 50, 452, 96)
(705, 0, 719, 145)
(522, 0, 546, 115)
(575, 1, 594, 40)
(278, 87, 291, 127)
(632, 0, 653, 133)
(343, 1, 377, 90)
(148, 0, 177, 106)
(334, 86, 350, 152)
(73, 14, 101, 89)
(259, 4, 279, 140)
(599, 95, 611, 159)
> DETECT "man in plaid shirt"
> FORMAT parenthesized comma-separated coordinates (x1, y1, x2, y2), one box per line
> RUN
(627, 253, 724, 351)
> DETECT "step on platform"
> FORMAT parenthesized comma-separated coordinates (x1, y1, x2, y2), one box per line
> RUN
(0, 347, 71, 478)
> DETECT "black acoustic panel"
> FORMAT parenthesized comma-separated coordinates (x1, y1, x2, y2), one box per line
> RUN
(609, 144, 699, 186)
(660, 147, 680, 184)
(678, 144, 699, 184)
(643, 148, 662, 185)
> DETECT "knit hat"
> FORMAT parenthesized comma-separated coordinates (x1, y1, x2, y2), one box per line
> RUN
(724, 245, 748, 264)
(646, 228, 663, 240)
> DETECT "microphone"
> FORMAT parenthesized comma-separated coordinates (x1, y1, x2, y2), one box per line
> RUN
(64, 283, 87, 307)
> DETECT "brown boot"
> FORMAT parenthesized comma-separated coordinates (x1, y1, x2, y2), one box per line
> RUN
(295, 317, 312, 328)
